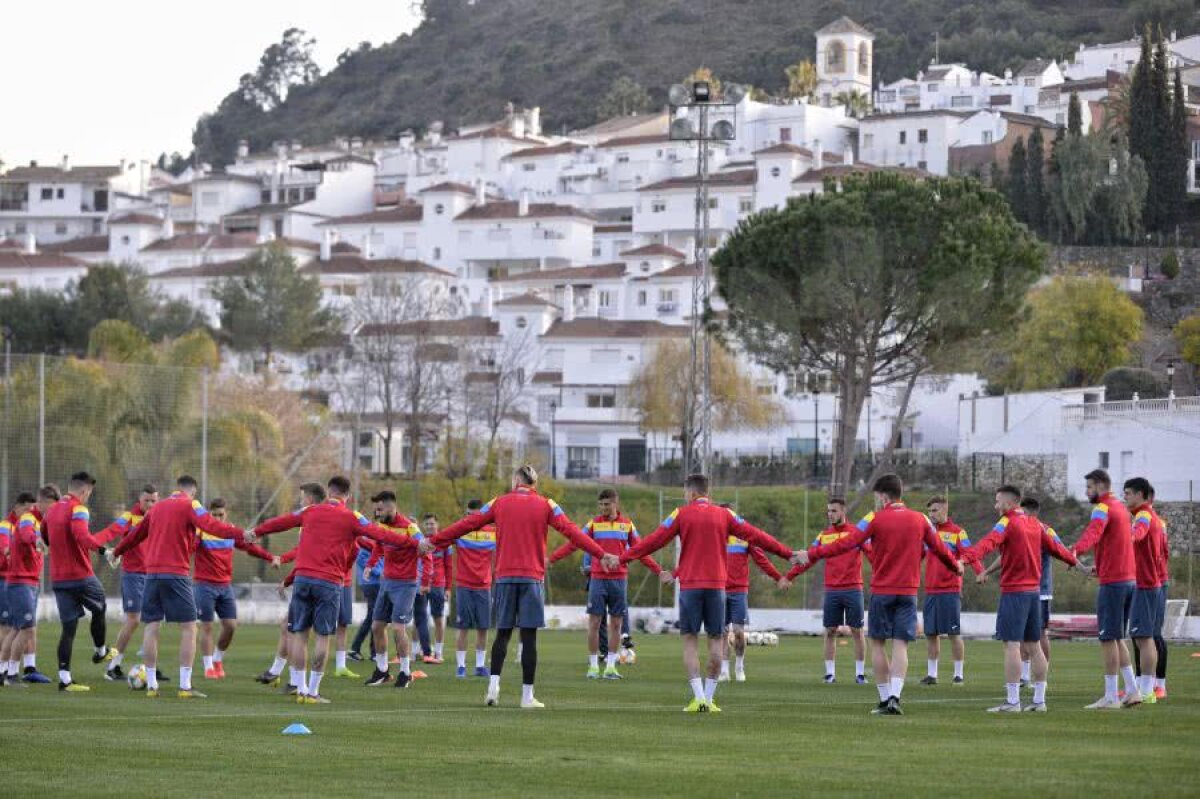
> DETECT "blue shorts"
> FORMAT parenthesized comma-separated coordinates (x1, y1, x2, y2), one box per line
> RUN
(679, 588, 725, 636)
(996, 591, 1041, 642)
(823, 589, 864, 629)
(142, 574, 197, 624)
(1156, 585, 1168, 637)
(923, 593, 962, 636)
(1040, 599, 1052, 634)
(289, 576, 342, 635)
(867, 594, 917, 641)
(5, 583, 37, 629)
(492, 578, 545, 629)
(121, 572, 147, 614)
(1130, 587, 1161, 639)
(1097, 581, 1135, 641)
(374, 579, 418, 625)
(429, 586, 446, 618)
(53, 576, 107, 624)
(0, 579, 7, 624)
(725, 591, 749, 627)
(194, 581, 237, 622)
(455, 587, 491, 630)
(338, 584, 353, 628)
(587, 578, 627, 617)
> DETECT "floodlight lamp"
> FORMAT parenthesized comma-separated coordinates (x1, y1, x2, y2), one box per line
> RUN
(669, 84, 692, 107)
(711, 120, 735, 140)
(670, 117, 696, 140)
(692, 81, 711, 103)
(724, 83, 747, 104)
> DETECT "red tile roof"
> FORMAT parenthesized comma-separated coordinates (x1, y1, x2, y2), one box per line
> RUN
(597, 134, 672, 149)
(492, 262, 627, 283)
(503, 142, 585, 160)
(454, 201, 594, 222)
(2, 165, 122, 182)
(108, 212, 163, 226)
(542, 318, 689, 339)
(316, 205, 423, 226)
(299, 255, 453, 277)
(495, 292, 559, 308)
(449, 126, 545, 145)
(40, 235, 110, 254)
(620, 244, 686, 259)
(652, 262, 702, 279)
(594, 224, 633, 234)
(150, 259, 254, 279)
(0, 252, 88, 269)
(358, 317, 500, 338)
(142, 232, 260, 252)
(793, 163, 931, 183)
(639, 169, 757, 191)
(418, 181, 476, 195)
(532, 371, 563, 384)
(753, 144, 843, 163)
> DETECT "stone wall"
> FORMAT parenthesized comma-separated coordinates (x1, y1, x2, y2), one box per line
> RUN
(1158, 501, 1199, 555)
(957, 453, 1068, 498)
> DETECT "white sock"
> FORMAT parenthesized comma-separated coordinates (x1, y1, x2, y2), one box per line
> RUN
(1155, 678, 1166, 690)
(605, 653, 618, 669)
(400, 656, 410, 675)
(1021, 660, 1031, 681)
(434, 643, 443, 657)
(889, 677, 904, 698)
(23, 654, 36, 669)
(517, 644, 523, 660)
(456, 650, 467, 668)
(735, 655, 745, 672)
(1033, 681, 1047, 704)
(290, 666, 304, 689)
(375, 653, 388, 672)
(335, 650, 347, 670)
(825, 659, 836, 677)
(927, 659, 938, 679)
(146, 668, 158, 691)
(588, 654, 599, 668)
(720, 659, 730, 676)
(58, 670, 72, 685)
(271, 656, 287, 676)
(689, 677, 705, 702)
(476, 649, 487, 669)
(704, 678, 717, 702)
(488, 674, 501, 693)
(214, 649, 224, 664)
(1140, 675, 1155, 696)
(179, 666, 192, 691)
(855, 660, 865, 677)
(1104, 674, 1119, 702)
(202, 656, 213, 671)
(95, 645, 107, 657)
(1006, 682, 1020, 705)
(521, 683, 534, 703)
(109, 652, 124, 669)
(308, 670, 323, 697)
(10, 660, 19, 676)
(953, 660, 964, 679)
(877, 683, 890, 702)
(1120, 665, 1137, 695)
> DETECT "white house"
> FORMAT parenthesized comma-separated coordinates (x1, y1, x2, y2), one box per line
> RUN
(0, 238, 90, 294)
(0, 160, 144, 244)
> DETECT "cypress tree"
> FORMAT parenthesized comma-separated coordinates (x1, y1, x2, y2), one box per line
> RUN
(1146, 29, 1173, 231)
(1167, 67, 1189, 228)
(1067, 92, 1082, 137)
(1027, 127, 1047, 234)
(1128, 26, 1153, 175)
(1008, 136, 1029, 224)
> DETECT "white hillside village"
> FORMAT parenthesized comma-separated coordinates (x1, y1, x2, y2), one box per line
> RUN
(2, 17, 1198, 499)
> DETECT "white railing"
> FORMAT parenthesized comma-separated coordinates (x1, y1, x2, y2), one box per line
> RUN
(1062, 395, 1200, 422)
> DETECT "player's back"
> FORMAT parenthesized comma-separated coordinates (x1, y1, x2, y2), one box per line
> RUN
(992, 511, 1045, 592)
(489, 487, 558, 578)
(44, 495, 93, 582)
(863, 504, 931, 594)
(672, 499, 734, 589)
(1092, 494, 1134, 583)
(142, 493, 205, 575)
(293, 501, 367, 583)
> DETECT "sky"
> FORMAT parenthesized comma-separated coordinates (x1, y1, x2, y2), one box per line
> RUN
(1, 1, 421, 169)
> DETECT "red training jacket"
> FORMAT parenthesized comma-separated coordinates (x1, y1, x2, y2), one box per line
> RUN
(726, 536, 783, 592)
(923, 520, 984, 594)
(44, 493, 111, 583)
(621, 496, 792, 591)
(451, 525, 495, 589)
(7, 511, 44, 586)
(549, 514, 663, 580)
(434, 486, 604, 581)
(114, 492, 245, 577)
(1130, 503, 1164, 590)
(964, 508, 1078, 593)
(786, 522, 874, 590)
(1071, 493, 1135, 585)
(365, 515, 424, 582)
(193, 531, 276, 585)
(431, 546, 453, 589)
(99, 502, 150, 574)
(1153, 508, 1170, 585)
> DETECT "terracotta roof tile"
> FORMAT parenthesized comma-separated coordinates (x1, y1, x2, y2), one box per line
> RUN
(503, 142, 585, 160)
(41, 235, 110, 254)
(639, 169, 756, 191)
(358, 317, 500, 338)
(494, 291, 559, 308)
(0, 251, 89, 269)
(454, 201, 593, 222)
(299, 255, 452, 277)
(542, 318, 689, 339)
(317, 205, 423, 226)
(620, 244, 686, 258)
(107, 212, 162, 226)
(492, 262, 626, 283)
(418, 181, 476, 195)
(596, 134, 672, 149)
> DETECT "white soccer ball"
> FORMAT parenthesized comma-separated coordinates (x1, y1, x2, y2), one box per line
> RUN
(764, 632, 779, 647)
(127, 664, 148, 690)
(747, 631, 763, 645)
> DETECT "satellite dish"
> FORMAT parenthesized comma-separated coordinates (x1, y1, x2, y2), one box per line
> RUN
(668, 84, 691, 107)
(711, 120, 736, 141)
(724, 83, 747, 104)
(670, 117, 696, 140)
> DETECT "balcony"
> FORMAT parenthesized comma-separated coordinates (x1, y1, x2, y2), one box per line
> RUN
(656, 301, 678, 315)
(1061, 395, 1200, 422)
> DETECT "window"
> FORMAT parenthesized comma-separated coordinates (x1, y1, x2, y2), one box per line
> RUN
(1024, 105, 1036, 114)
(917, 129, 928, 144)
(982, 131, 993, 144)
(652, 200, 666, 213)
(55, 222, 67, 235)
(522, 163, 536, 172)
(637, 290, 647, 306)
(434, 203, 445, 215)
(863, 133, 874, 149)
(1098, 451, 1110, 469)
(696, 197, 718, 210)
(878, 90, 897, 103)
(432, 247, 441, 260)
(917, 161, 928, 171)
(616, 154, 630, 164)
(899, 131, 907, 144)
(927, 83, 939, 93)
(755, 382, 777, 396)
(780, 127, 792, 142)
(738, 197, 753, 214)
(41, 188, 53, 201)
(858, 48, 870, 76)
(303, 187, 316, 201)
(589, 348, 620, 364)
(770, 166, 781, 178)
(515, 316, 528, 329)
(658, 289, 676, 303)
(261, 190, 272, 204)
(1023, 78, 1036, 87)
(56, 188, 64, 199)
(951, 95, 973, 108)
(14, 222, 26, 234)
(592, 244, 602, 257)
(826, 40, 844, 70)
(598, 290, 612, 308)
(120, 235, 130, 245)
(586, 393, 616, 408)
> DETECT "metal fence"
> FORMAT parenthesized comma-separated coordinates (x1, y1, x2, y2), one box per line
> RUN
(0, 353, 342, 595)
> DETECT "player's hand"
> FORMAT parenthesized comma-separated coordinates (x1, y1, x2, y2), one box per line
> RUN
(658, 570, 674, 585)
(790, 550, 809, 567)
(600, 553, 620, 573)
(953, 559, 964, 575)
(276, 585, 288, 601)
(105, 549, 121, 569)
(270, 556, 281, 569)
(243, 530, 258, 545)
(975, 570, 988, 584)
(417, 539, 435, 555)
(420, 585, 430, 595)
(777, 578, 791, 591)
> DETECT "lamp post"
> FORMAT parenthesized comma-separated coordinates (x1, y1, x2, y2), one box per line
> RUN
(668, 79, 745, 478)
(1166, 361, 1176, 399)
(812, 388, 820, 481)
(1145, 233, 1152, 280)
(1, 325, 11, 513)
(549, 399, 558, 479)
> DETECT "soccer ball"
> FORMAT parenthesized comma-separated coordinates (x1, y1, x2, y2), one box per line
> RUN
(747, 631, 763, 645)
(764, 633, 779, 647)
(127, 664, 148, 690)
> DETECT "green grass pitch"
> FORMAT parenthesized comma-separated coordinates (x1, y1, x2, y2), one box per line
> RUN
(0, 625, 1195, 797)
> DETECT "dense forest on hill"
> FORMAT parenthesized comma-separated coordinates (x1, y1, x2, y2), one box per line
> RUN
(191, 0, 1198, 165)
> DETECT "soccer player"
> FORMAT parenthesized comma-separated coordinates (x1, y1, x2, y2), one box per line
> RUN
(425, 515, 452, 665)
(1069, 468, 1140, 709)
(0, 492, 40, 685)
(550, 488, 667, 680)
(718, 502, 783, 683)
(43, 471, 117, 692)
(619, 473, 795, 713)
(6, 486, 58, 685)
(961, 485, 1078, 712)
(349, 537, 383, 662)
(194, 498, 279, 679)
(918, 497, 981, 686)
(782, 498, 870, 685)
(1149, 487, 1169, 699)
(798, 473, 961, 716)
(451, 499, 495, 679)
(424, 465, 615, 709)
(101, 485, 159, 682)
(1124, 477, 1165, 705)
(254, 478, 420, 704)
(112, 475, 251, 699)
(412, 514, 437, 664)
(362, 491, 424, 689)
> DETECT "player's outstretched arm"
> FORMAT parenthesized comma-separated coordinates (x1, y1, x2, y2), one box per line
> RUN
(750, 544, 784, 581)
(619, 512, 678, 564)
(429, 503, 496, 550)
(547, 502, 607, 560)
(1071, 504, 1109, 556)
(189, 501, 246, 541)
(254, 511, 303, 537)
(112, 516, 150, 557)
(1042, 527, 1079, 568)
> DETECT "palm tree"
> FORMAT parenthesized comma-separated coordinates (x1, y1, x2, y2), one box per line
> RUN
(833, 89, 872, 118)
(785, 60, 818, 102)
